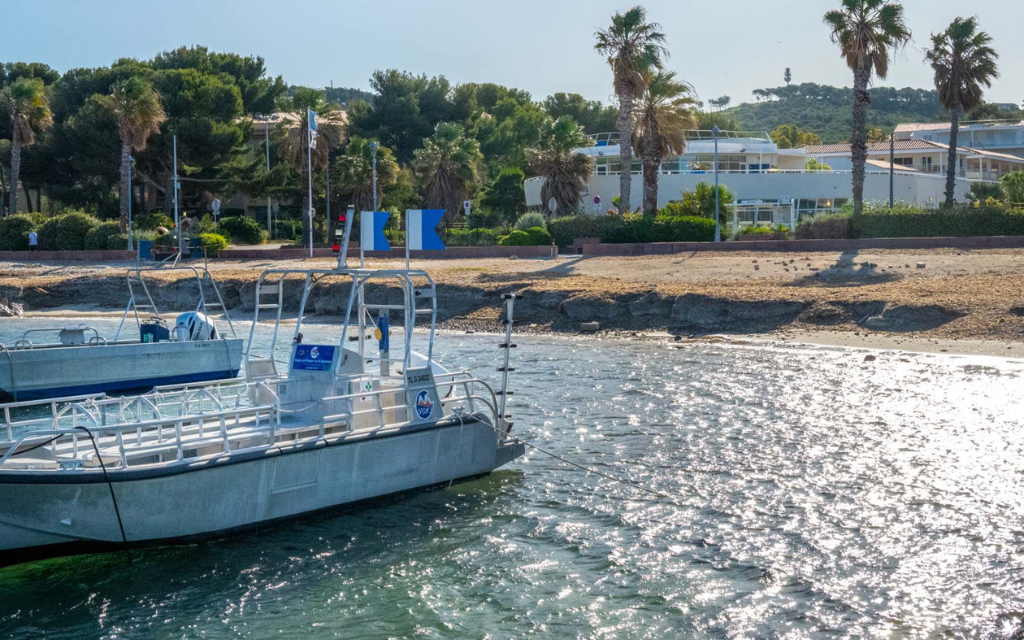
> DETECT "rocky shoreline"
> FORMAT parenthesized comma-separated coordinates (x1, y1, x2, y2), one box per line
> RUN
(0, 266, 1018, 339)
(2, 251, 1023, 354)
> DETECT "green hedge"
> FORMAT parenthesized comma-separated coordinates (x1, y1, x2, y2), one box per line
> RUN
(217, 215, 267, 245)
(0, 213, 45, 251)
(796, 206, 1024, 239)
(38, 212, 101, 251)
(548, 214, 716, 246)
(447, 228, 503, 246)
(850, 207, 1024, 238)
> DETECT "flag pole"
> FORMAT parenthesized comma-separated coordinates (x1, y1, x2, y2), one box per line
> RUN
(306, 120, 314, 259)
(404, 210, 410, 271)
(359, 211, 365, 269)
(339, 205, 354, 269)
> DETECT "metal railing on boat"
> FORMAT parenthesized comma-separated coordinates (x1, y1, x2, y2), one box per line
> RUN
(0, 372, 505, 472)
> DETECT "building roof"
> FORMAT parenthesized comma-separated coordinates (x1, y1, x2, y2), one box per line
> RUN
(895, 120, 1024, 133)
(800, 139, 1024, 165)
(803, 140, 944, 154)
(866, 158, 917, 172)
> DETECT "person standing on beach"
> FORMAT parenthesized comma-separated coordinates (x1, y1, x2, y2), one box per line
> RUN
(28, 230, 38, 252)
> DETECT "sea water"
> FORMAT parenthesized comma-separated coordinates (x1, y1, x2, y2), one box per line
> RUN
(0, 317, 1023, 638)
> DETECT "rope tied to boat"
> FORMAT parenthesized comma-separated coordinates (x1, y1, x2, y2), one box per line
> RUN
(74, 426, 132, 565)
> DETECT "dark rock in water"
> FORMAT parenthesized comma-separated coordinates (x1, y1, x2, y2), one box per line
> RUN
(562, 295, 621, 321)
(0, 301, 23, 317)
(861, 305, 962, 332)
(863, 354, 877, 362)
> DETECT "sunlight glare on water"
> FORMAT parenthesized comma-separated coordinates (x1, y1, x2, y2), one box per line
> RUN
(0, 317, 1023, 638)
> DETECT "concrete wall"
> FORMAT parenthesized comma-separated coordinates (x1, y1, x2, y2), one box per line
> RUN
(0, 250, 137, 262)
(526, 171, 972, 212)
(578, 235, 1024, 256)
(220, 245, 558, 260)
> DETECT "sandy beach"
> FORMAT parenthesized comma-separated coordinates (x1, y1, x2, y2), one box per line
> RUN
(2, 247, 1023, 358)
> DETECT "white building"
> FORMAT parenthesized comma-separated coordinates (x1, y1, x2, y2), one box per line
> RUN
(895, 120, 1024, 160)
(525, 129, 1024, 218)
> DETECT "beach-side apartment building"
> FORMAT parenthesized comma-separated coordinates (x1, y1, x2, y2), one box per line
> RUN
(895, 120, 1024, 160)
(524, 129, 1024, 219)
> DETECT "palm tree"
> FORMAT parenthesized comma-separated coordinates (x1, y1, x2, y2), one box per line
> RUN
(631, 71, 699, 215)
(824, 0, 911, 216)
(0, 78, 52, 215)
(412, 123, 481, 226)
(278, 88, 346, 247)
(101, 77, 167, 232)
(528, 117, 594, 216)
(335, 136, 398, 214)
(595, 6, 668, 214)
(926, 17, 999, 207)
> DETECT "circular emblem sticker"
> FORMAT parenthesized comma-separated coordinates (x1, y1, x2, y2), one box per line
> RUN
(415, 390, 433, 420)
(310, 346, 320, 359)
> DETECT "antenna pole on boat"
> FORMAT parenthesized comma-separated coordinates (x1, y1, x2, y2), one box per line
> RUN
(497, 293, 518, 433)
(338, 205, 355, 269)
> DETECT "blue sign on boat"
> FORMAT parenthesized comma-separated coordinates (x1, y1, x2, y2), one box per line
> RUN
(292, 345, 336, 371)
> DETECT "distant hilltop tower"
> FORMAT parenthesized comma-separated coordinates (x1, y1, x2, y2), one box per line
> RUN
(784, 68, 792, 86)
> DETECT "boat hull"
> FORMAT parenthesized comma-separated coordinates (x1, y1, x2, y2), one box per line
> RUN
(0, 339, 244, 401)
(0, 417, 524, 565)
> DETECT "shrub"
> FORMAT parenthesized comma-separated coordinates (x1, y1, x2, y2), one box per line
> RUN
(0, 213, 45, 251)
(796, 213, 851, 240)
(217, 215, 267, 245)
(447, 228, 502, 246)
(38, 212, 101, 251)
(133, 212, 174, 231)
(524, 226, 552, 245)
(740, 225, 773, 235)
(154, 231, 178, 247)
(273, 218, 302, 242)
(198, 213, 218, 235)
(1002, 171, 1024, 206)
(548, 215, 622, 247)
(498, 227, 553, 246)
(513, 212, 547, 232)
(198, 233, 230, 257)
(966, 181, 1005, 204)
(84, 221, 124, 250)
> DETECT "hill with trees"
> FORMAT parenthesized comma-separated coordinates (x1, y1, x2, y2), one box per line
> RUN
(725, 82, 1022, 143)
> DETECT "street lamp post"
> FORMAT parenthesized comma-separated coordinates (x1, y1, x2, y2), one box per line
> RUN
(369, 141, 379, 211)
(712, 126, 721, 243)
(127, 156, 135, 251)
(254, 113, 279, 237)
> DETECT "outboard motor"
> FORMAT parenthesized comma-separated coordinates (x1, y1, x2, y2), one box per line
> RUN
(174, 312, 219, 342)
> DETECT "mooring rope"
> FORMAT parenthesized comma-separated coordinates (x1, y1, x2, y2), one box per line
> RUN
(75, 426, 132, 565)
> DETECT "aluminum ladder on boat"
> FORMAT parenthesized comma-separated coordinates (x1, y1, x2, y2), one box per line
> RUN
(244, 276, 286, 380)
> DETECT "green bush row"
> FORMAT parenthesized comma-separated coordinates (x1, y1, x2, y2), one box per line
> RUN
(447, 228, 503, 246)
(548, 214, 716, 246)
(0, 213, 46, 251)
(797, 205, 1024, 239)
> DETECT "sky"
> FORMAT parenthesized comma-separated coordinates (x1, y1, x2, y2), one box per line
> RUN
(4, 0, 1022, 108)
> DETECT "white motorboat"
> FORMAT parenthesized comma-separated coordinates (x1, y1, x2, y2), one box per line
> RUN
(0, 266, 524, 566)
(0, 266, 243, 401)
